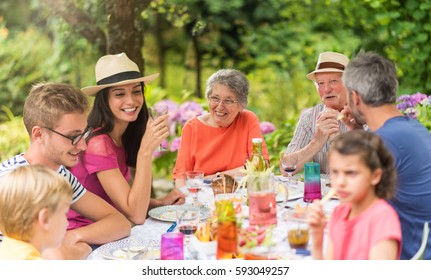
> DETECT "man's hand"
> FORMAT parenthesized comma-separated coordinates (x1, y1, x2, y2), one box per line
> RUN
(339, 106, 362, 130)
(315, 108, 340, 142)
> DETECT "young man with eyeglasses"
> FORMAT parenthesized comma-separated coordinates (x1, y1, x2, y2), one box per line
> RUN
(0, 82, 131, 259)
(280, 52, 353, 175)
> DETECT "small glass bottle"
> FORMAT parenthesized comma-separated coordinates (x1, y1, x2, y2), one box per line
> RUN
(250, 138, 266, 172)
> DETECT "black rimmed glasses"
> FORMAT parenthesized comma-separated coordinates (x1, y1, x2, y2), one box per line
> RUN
(208, 96, 239, 107)
(43, 126, 93, 145)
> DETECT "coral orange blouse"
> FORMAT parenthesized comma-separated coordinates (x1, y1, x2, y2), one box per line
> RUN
(173, 110, 269, 180)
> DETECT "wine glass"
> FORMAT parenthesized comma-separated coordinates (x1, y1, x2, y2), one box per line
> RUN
(149, 104, 169, 151)
(176, 207, 200, 258)
(186, 171, 204, 206)
(280, 153, 298, 184)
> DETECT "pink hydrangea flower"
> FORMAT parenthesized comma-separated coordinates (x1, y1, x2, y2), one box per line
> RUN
(170, 137, 182, 152)
(260, 121, 276, 135)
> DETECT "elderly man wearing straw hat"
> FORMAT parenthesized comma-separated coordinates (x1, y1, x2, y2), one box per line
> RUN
(67, 53, 185, 230)
(280, 51, 350, 175)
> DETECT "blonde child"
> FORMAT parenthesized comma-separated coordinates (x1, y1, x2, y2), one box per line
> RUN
(307, 130, 401, 259)
(0, 165, 72, 259)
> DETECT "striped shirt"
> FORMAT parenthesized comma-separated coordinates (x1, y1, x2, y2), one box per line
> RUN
(285, 103, 349, 174)
(0, 154, 86, 204)
(0, 154, 86, 243)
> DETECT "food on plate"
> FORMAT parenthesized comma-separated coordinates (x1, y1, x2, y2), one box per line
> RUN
(276, 183, 287, 194)
(159, 210, 176, 221)
(211, 174, 238, 195)
(238, 226, 272, 248)
(215, 193, 246, 215)
(294, 204, 306, 215)
(216, 193, 245, 204)
(195, 215, 218, 242)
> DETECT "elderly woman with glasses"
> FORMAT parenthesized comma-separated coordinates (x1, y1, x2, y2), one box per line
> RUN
(173, 69, 270, 187)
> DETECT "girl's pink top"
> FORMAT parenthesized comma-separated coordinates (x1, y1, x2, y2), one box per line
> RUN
(329, 199, 402, 259)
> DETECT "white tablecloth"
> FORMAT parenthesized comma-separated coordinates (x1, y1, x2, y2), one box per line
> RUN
(87, 176, 339, 260)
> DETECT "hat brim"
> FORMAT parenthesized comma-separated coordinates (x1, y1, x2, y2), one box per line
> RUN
(306, 68, 344, 81)
(81, 73, 160, 96)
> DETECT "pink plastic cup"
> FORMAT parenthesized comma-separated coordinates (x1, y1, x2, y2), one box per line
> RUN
(160, 232, 184, 260)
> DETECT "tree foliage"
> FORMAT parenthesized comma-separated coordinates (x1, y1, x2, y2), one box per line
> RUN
(1, 0, 430, 170)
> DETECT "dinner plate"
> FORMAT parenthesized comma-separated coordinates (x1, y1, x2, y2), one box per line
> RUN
(275, 174, 333, 202)
(98, 238, 152, 260)
(275, 183, 303, 202)
(148, 204, 211, 222)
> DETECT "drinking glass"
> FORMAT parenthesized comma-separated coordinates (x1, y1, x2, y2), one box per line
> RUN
(303, 162, 321, 202)
(186, 171, 204, 206)
(160, 232, 184, 260)
(216, 200, 238, 259)
(247, 174, 277, 226)
(283, 209, 310, 251)
(280, 153, 298, 184)
(176, 207, 200, 256)
(126, 237, 150, 260)
(149, 104, 168, 151)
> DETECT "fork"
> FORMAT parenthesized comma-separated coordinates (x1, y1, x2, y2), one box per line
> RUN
(132, 247, 149, 260)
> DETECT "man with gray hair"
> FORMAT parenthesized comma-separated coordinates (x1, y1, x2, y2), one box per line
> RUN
(341, 51, 431, 259)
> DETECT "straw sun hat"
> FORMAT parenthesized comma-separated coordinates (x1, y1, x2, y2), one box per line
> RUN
(306, 51, 349, 81)
(81, 52, 159, 96)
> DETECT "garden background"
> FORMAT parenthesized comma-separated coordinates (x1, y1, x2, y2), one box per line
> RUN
(0, 0, 430, 187)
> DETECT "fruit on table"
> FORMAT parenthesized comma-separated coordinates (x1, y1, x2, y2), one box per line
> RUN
(238, 226, 268, 247)
(195, 215, 218, 242)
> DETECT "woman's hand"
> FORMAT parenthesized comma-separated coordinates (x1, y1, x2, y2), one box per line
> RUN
(162, 188, 187, 205)
(139, 114, 170, 154)
(150, 188, 187, 209)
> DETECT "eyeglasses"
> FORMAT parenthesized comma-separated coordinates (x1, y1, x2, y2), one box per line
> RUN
(43, 126, 93, 145)
(316, 79, 341, 89)
(208, 96, 239, 107)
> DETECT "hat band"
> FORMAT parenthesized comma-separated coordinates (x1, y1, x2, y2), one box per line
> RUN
(317, 62, 345, 71)
(97, 71, 142, 85)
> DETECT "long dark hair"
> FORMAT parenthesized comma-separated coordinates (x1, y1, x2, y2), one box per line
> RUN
(87, 82, 149, 167)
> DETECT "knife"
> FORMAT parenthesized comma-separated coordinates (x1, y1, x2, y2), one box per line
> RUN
(166, 221, 177, 232)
